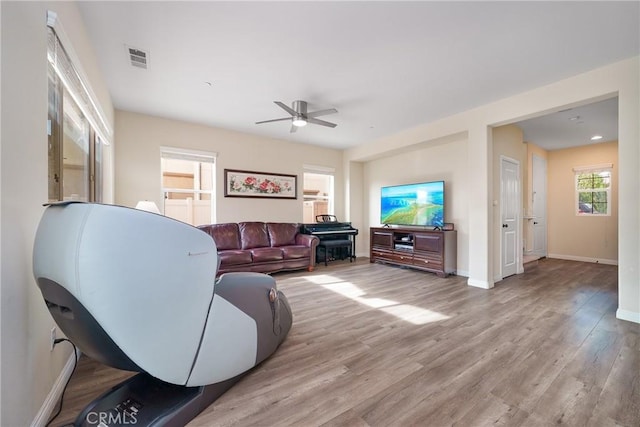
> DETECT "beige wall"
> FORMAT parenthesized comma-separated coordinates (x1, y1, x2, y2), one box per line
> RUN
(492, 125, 527, 280)
(345, 160, 365, 252)
(0, 2, 114, 425)
(547, 141, 618, 263)
(115, 111, 344, 223)
(362, 136, 470, 275)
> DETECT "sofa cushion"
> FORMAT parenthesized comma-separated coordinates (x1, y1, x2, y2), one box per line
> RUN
(239, 222, 270, 249)
(267, 223, 298, 247)
(281, 246, 310, 260)
(218, 250, 252, 266)
(200, 223, 241, 250)
(250, 247, 283, 263)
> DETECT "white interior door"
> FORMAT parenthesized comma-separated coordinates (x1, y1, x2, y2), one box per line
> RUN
(532, 154, 547, 257)
(501, 157, 520, 278)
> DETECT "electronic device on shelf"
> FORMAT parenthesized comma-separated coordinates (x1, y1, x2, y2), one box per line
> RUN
(394, 244, 413, 251)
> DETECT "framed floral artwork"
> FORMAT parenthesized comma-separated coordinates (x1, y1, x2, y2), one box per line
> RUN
(224, 169, 297, 199)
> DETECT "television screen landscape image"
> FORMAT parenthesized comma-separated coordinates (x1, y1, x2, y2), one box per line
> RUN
(381, 181, 444, 227)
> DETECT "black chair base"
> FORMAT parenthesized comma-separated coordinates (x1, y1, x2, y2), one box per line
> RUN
(73, 372, 244, 427)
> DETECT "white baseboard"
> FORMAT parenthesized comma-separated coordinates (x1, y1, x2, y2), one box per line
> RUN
(31, 350, 78, 427)
(547, 253, 618, 266)
(467, 278, 493, 289)
(616, 308, 640, 324)
(455, 269, 469, 278)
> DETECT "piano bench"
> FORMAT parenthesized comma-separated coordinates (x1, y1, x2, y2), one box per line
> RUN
(318, 240, 353, 266)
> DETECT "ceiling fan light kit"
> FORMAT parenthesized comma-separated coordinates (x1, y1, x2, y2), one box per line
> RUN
(256, 100, 337, 133)
(292, 117, 307, 127)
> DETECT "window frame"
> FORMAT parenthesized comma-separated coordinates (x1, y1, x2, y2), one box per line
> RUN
(303, 165, 336, 223)
(47, 13, 111, 203)
(574, 164, 612, 217)
(160, 147, 217, 226)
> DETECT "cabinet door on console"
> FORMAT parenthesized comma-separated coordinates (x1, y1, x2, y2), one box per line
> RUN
(414, 233, 443, 253)
(371, 230, 393, 248)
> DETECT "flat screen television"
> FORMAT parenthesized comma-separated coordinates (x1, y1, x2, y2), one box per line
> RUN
(380, 181, 444, 227)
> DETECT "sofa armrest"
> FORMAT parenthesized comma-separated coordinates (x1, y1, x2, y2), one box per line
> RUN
(295, 233, 319, 248)
(296, 233, 319, 270)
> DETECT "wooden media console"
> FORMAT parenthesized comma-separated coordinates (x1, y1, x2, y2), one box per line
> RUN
(369, 227, 457, 277)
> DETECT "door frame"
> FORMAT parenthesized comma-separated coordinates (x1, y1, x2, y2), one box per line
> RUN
(499, 155, 523, 280)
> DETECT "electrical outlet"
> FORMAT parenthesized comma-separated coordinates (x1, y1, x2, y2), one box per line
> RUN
(50, 327, 57, 351)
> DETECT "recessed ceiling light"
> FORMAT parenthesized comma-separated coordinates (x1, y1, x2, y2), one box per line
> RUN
(591, 135, 603, 141)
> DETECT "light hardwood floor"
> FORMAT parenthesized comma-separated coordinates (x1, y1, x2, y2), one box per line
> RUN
(53, 258, 639, 426)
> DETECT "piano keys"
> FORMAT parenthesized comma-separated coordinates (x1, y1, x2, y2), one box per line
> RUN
(300, 221, 359, 263)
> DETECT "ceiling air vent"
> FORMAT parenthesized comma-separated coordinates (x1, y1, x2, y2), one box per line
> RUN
(127, 46, 148, 69)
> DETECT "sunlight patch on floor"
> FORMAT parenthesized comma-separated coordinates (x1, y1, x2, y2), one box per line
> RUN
(304, 276, 450, 325)
(380, 304, 449, 324)
(303, 274, 345, 285)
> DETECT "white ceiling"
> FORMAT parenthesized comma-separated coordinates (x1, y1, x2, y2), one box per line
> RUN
(77, 1, 639, 150)
(516, 97, 619, 151)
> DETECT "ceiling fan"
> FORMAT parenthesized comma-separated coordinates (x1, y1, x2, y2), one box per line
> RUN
(255, 100, 337, 133)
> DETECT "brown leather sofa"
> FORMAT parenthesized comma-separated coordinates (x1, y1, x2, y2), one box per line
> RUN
(198, 222, 319, 275)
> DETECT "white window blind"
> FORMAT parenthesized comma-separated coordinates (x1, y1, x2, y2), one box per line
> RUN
(303, 164, 336, 174)
(572, 163, 613, 173)
(47, 13, 111, 142)
(161, 148, 217, 163)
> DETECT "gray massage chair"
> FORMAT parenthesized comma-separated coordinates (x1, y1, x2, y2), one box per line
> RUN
(33, 202, 292, 426)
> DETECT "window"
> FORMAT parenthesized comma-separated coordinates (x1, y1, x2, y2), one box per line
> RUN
(574, 164, 612, 216)
(303, 167, 335, 223)
(161, 148, 216, 226)
(47, 16, 111, 202)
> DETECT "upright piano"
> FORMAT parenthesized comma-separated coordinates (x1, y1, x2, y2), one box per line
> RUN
(300, 217, 359, 263)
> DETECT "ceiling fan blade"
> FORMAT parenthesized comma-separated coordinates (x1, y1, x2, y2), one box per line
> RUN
(307, 117, 337, 128)
(290, 124, 298, 133)
(274, 101, 297, 116)
(307, 108, 338, 118)
(255, 117, 292, 125)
